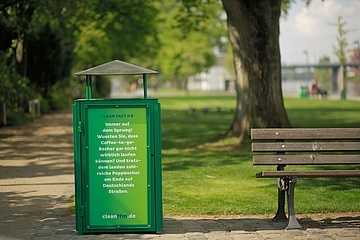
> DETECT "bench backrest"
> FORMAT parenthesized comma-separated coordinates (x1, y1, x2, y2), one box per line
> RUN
(251, 128, 360, 165)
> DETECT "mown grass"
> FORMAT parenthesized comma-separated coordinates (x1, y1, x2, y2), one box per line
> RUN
(159, 94, 360, 216)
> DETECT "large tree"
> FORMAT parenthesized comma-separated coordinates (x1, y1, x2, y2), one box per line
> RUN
(221, 0, 291, 140)
(178, 0, 291, 141)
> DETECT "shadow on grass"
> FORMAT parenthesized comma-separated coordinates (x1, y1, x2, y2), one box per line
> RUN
(161, 107, 252, 172)
(287, 106, 360, 128)
(161, 109, 234, 149)
(301, 177, 360, 191)
(162, 148, 249, 171)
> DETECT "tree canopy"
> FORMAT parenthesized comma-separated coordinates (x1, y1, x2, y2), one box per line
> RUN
(0, 0, 161, 123)
(1, 0, 330, 142)
(0, 0, 227, 124)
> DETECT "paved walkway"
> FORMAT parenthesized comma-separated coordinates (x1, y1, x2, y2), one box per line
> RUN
(0, 110, 359, 240)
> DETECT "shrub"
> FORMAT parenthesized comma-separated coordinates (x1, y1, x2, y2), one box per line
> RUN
(49, 87, 73, 111)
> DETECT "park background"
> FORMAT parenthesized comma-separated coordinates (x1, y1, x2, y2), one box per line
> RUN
(0, 0, 360, 217)
(1, 0, 360, 126)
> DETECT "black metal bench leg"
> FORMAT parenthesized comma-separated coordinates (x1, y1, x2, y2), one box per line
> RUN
(274, 178, 287, 221)
(286, 176, 302, 230)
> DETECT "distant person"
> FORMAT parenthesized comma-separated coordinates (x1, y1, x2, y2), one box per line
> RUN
(130, 82, 137, 92)
(311, 79, 327, 98)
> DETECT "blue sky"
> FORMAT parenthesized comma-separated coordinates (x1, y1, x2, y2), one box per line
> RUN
(279, 0, 360, 65)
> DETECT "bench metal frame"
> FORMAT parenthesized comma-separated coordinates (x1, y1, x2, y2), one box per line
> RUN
(251, 128, 360, 230)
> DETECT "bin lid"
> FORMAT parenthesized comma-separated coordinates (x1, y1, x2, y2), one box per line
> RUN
(75, 60, 158, 76)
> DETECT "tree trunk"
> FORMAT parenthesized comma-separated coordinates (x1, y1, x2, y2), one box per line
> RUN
(222, 0, 290, 141)
(15, 1, 35, 77)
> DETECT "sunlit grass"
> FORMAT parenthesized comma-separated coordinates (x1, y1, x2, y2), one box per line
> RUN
(158, 95, 360, 216)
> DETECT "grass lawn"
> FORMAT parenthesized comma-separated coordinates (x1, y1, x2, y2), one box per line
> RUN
(159, 94, 360, 216)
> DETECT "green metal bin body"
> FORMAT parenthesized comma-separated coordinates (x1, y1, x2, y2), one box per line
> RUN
(73, 98, 162, 235)
(299, 85, 309, 98)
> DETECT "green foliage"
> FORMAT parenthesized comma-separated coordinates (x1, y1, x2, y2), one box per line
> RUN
(1, 0, 163, 116)
(27, 23, 72, 98)
(45, 78, 77, 111)
(313, 56, 332, 90)
(157, 0, 226, 88)
(328, 16, 355, 99)
(37, 95, 50, 114)
(281, 0, 312, 15)
(281, 0, 295, 14)
(49, 89, 72, 111)
(1, 0, 229, 112)
(0, 0, 76, 117)
(175, 0, 226, 36)
(6, 110, 35, 125)
(329, 16, 354, 65)
(0, 50, 35, 125)
(73, 0, 161, 71)
(223, 44, 235, 75)
(93, 76, 112, 98)
(73, 21, 112, 70)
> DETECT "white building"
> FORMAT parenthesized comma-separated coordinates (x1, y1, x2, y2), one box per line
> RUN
(187, 54, 235, 91)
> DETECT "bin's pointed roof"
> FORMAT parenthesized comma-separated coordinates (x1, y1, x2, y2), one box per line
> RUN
(75, 60, 158, 76)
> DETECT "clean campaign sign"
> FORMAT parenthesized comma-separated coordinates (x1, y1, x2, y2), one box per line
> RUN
(86, 106, 150, 227)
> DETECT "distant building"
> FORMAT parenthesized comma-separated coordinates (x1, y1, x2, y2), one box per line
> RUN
(187, 53, 235, 91)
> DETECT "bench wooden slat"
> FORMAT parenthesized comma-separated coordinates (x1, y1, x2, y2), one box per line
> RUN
(256, 170, 360, 178)
(253, 154, 360, 165)
(251, 128, 360, 140)
(252, 142, 360, 152)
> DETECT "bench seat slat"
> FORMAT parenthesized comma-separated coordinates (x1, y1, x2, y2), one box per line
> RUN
(253, 155, 360, 165)
(251, 128, 360, 140)
(252, 142, 360, 152)
(256, 170, 360, 178)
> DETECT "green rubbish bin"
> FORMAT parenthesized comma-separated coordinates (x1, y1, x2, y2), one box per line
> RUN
(299, 85, 309, 98)
(73, 60, 162, 235)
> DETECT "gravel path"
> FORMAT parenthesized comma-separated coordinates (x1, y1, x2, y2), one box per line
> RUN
(0, 110, 74, 239)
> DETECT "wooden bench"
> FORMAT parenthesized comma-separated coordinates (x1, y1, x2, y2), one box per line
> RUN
(251, 128, 360, 229)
